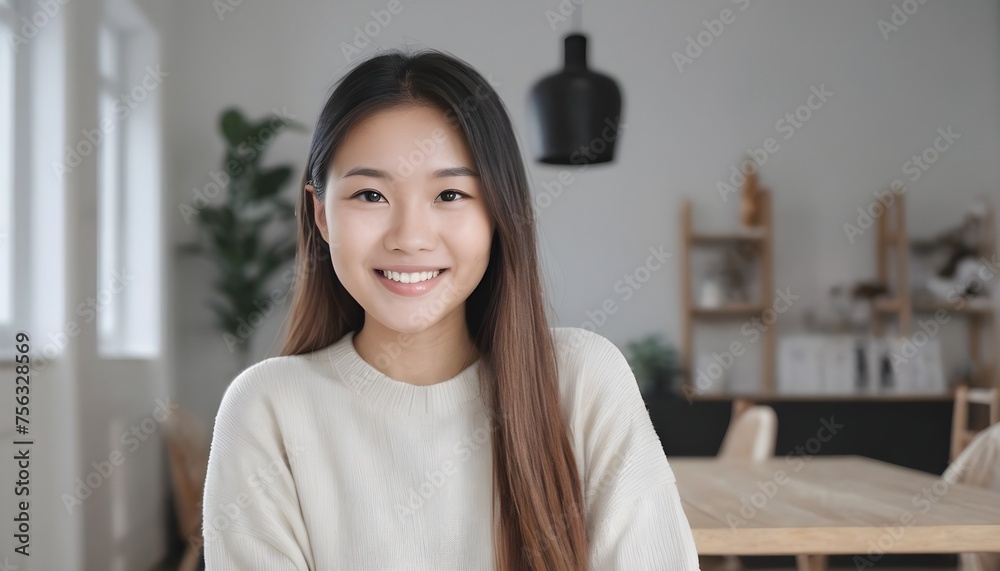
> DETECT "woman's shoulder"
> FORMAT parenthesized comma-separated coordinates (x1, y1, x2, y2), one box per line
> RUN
(548, 326, 637, 400)
(220, 344, 340, 410)
(549, 326, 630, 373)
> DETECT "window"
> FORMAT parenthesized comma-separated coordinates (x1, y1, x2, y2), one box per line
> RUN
(0, 0, 17, 334)
(97, 0, 162, 357)
(98, 23, 123, 345)
(0, 0, 66, 363)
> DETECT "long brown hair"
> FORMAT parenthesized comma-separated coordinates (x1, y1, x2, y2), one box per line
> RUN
(279, 49, 588, 570)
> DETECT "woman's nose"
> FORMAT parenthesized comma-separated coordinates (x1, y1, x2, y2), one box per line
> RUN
(383, 201, 438, 253)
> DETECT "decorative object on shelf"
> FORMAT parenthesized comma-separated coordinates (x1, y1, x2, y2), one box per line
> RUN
(777, 333, 945, 396)
(527, 3, 622, 165)
(697, 274, 725, 308)
(913, 196, 996, 302)
(874, 191, 998, 390)
(724, 245, 755, 302)
(694, 351, 733, 395)
(624, 333, 683, 398)
(699, 245, 755, 306)
(680, 180, 774, 397)
(740, 166, 767, 227)
(827, 281, 889, 330)
(192, 107, 304, 364)
(777, 335, 826, 394)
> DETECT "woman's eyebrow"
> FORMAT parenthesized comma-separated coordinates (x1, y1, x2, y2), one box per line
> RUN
(342, 166, 480, 179)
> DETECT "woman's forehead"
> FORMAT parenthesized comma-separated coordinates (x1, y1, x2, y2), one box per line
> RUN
(332, 106, 475, 178)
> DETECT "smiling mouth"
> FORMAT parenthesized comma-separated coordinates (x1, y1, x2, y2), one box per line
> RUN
(373, 268, 449, 281)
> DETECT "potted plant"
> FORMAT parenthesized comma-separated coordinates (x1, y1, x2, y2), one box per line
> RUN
(624, 333, 683, 399)
(193, 107, 304, 365)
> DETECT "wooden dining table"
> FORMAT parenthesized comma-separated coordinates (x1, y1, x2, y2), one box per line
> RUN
(671, 455, 1000, 569)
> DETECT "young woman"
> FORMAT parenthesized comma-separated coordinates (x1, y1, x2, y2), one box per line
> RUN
(201, 48, 700, 571)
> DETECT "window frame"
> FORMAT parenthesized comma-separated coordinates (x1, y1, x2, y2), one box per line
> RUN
(97, 20, 128, 346)
(0, 0, 31, 349)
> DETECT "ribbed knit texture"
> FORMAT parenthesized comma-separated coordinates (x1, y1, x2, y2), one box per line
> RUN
(201, 326, 701, 570)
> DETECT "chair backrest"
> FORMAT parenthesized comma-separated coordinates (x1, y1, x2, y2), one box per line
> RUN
(718, 404, 778, 461)
(943, 422, 1000, 571)
(163, 405, 211, 540)
(951, 385, 1000, 462)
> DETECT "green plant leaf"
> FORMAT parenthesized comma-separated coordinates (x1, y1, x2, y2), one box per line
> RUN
(220, 108, 252, 149)
(198, 107, 302, 350)
(207, 298, 236, 332)
(254, 167, 293, 200)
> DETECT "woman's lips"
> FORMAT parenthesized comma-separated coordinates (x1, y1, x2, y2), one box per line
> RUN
(374, 268, 448, 297)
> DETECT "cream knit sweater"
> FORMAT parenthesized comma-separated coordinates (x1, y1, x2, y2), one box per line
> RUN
(202, 326, 700, 570)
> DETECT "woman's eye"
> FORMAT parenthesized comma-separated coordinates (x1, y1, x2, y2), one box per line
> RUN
(354, 190, 384, 203)
(352, 189, 466, 203)
(438, 190, 466, 202)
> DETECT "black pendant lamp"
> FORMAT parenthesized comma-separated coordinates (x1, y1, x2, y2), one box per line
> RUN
(528, 33, 623, 165)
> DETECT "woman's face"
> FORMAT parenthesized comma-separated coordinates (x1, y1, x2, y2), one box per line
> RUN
(312, 105, 494, 336)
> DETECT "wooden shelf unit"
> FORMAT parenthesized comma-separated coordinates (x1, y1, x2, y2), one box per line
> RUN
(680, 191, 775, 397)
(679, 185, 997, 408)
(873, 192, 999, 390)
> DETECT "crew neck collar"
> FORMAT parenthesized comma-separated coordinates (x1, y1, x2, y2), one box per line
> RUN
(325, 330, 484, 415)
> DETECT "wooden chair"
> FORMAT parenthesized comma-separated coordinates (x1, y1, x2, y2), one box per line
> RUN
(717, 404, 830, 571)
(163, 405, 211, 571)
(943, 422, 1000, 571)
(950, 385, 1000, 462)
(702, 403, 779, 571)
(718, 403, 778, 461)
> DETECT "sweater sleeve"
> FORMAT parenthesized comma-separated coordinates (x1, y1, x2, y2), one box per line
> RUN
(574, 331, 701, 570)
(201, 364, 313, 571)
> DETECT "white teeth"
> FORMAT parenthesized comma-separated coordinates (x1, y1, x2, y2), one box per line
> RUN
(380, 269, 441, 283)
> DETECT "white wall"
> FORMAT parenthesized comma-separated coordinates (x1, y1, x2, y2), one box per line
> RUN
(162, 0, 1000, 417)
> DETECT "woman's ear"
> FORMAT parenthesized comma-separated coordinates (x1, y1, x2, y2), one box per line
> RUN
(305, 182, 330, 243)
